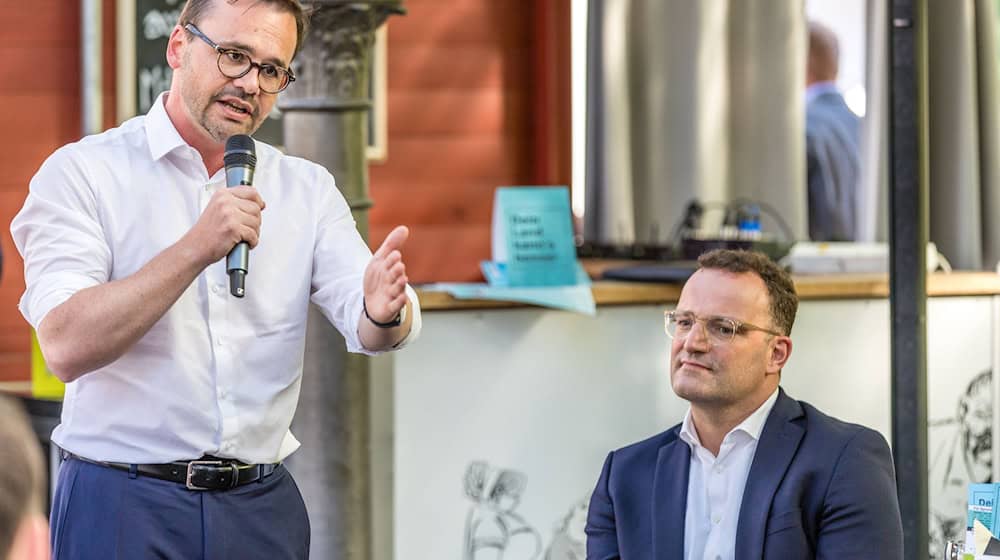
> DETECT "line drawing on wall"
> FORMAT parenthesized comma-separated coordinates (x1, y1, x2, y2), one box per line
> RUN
(928, 369, 992, 558)
(543, 496, 589, 560)
(463, 461, 542, 560)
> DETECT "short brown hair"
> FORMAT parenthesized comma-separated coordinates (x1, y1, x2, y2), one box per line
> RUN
(697, 249, 798, 335)
(179, 0, 310, 58)
(0, 396, 45, 557)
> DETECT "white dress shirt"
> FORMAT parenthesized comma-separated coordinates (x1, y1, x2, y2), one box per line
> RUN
(679, 388, 779, 560)
(11, 93, 421, 464)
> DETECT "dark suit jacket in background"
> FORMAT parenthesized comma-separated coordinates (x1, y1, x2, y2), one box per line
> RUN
(585, 388, 903, 559)
(806, 90, 861, 242)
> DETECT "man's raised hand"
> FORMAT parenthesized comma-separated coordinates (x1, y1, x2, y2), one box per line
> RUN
(363, 225, 410, 324)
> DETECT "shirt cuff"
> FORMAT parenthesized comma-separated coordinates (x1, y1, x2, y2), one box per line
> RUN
(352, 284, 422, 355)
(392, 285, 422, 350)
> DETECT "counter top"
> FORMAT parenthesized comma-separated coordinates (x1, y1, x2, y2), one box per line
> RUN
(416, 271, 1000, 311)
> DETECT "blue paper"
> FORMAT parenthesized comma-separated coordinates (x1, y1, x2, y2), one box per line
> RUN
(423, 281, 596, 316)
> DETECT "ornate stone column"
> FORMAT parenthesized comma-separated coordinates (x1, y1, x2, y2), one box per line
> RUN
(279, 2, 403, 559)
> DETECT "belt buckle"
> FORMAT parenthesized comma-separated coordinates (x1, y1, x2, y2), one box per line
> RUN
(185, 460, 225, 491)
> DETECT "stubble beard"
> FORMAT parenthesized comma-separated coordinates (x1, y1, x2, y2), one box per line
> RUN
(671, 353, 720, 404)
(198, 90, 261, 142)
(180, 70, 262, 143)
(672, 355, 763, 410)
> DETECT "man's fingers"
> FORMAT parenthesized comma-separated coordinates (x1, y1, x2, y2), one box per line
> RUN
(383, 268, 407, 293)
(236, 198, 263, 217)
(382, 250, 402, 268)
(388, 262, 406, 282)
(390, 292, 408, 311)
(241, 225, 260, 248)
(374, 261, 406, 287)
(225, 204, 260, 231)
(374, 226, 409, 258)
(383, 282, 406, 305)
(228, 186, 266, 209)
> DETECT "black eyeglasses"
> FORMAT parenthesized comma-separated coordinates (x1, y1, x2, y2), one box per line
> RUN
(184, 23, 296, 94)
(664, 310, 783, 344)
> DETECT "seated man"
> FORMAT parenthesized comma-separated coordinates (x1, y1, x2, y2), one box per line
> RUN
(585, 249, 903, 559)
(0, 395, 49, 560)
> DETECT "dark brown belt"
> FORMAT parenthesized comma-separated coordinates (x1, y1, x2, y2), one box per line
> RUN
(66, 453, 279, 491)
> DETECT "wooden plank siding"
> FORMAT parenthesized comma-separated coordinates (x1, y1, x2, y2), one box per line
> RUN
(369, 0, 570, 282)
(0, 0, 117, 382)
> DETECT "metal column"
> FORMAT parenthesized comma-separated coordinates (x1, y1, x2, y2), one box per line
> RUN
(889, 0, 929, 557)
(280, 2, 403, 559)
(81, 0, 102, 135)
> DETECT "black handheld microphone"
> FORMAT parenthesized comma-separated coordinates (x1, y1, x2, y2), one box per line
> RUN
(223, 135, 256, 298)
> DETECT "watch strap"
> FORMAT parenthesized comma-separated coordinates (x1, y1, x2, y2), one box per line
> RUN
(363, 297, 402, 328)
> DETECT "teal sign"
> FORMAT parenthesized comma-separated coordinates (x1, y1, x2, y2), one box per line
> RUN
(488, 187, 577, 287)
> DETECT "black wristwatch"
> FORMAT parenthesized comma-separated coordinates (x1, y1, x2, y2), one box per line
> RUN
(363, 297, 403, 328)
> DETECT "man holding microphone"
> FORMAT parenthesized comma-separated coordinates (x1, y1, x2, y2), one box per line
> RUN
(11, 1, 420, 557)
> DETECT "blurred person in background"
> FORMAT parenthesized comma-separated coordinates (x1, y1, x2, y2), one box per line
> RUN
(0, 395, 49, 560)
(806, 21, 861, 242)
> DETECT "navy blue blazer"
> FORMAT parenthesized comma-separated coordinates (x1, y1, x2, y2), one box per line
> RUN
(585, 389, 903, 559)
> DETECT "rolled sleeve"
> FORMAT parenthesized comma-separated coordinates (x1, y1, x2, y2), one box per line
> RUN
(11, 146, 111, 329)
(391, 284, 422, 350)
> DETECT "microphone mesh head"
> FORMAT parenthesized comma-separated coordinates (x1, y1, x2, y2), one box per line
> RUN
(224, 135, 256, 167)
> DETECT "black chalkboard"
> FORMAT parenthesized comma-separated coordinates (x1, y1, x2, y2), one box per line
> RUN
(132, 0, 284, 146)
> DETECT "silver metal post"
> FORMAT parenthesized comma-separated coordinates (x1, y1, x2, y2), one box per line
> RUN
(81, 0, 103, 135)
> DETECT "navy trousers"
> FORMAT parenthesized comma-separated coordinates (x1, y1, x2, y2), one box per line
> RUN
(50, 457, 310, 559)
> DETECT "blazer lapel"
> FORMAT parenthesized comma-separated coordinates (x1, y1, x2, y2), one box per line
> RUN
(652, 431, 691, 559)
(735, 389, 805, 560)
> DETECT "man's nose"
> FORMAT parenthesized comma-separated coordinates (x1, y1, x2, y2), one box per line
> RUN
(233, 67, 261, 96)
(682, 322, 711, 351)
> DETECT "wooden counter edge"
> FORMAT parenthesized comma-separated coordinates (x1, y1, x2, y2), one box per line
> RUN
(417, 272, 1000, 311)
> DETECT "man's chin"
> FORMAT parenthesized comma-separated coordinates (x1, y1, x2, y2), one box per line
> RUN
(204, 121, 258, 143)
(221, 118, 259, 135)
(671, 379, 714, 403)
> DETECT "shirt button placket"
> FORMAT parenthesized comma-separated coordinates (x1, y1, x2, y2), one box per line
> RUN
(205, 253, 232, 448)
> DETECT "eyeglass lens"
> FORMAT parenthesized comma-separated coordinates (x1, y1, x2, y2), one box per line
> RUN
(218, 50, 290, 93)
(666, 313, 739, 341)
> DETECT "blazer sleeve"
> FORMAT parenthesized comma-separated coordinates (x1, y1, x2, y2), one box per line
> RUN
(815, 428, 904, 560)
(585, 451, 622, 560)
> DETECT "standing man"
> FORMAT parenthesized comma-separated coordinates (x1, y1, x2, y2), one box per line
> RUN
(0, 396, 49, 560)
(11, 1, 420, 558)
(806, 21, 861, 242)
(585, 250, 902, 559)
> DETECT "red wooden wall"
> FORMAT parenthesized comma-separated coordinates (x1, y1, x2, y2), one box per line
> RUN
(369, 0, 570, 282)
(0, 0, 117, 385)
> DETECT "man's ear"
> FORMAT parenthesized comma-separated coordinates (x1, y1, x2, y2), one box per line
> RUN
(7, 515, 50, 560)
(165, 25, 187, 70)
(767, 336, 792, 374)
